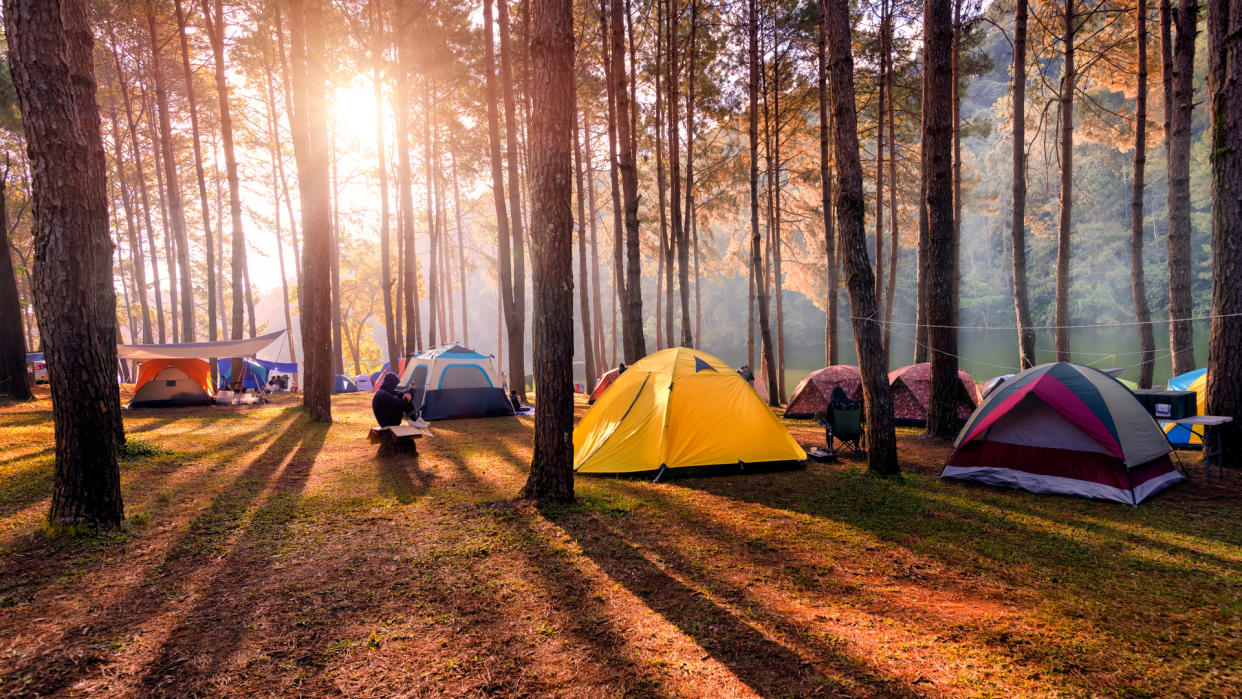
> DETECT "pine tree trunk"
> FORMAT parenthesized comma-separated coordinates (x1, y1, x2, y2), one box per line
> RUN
(1054, 0, 1075, 361)
(485, 0, 517, 388)
(1011, 0, 1036, 369)
(263, 56, 298, 367)
(874, 2, 887, 336)
(771, 48, 785, 401)
(144, 84, 179, 344)
(1205, 0, 1242, 462)
(749, 0, 778, 405)
(926, 0, 961, 440)
(883, 18, 899, 363)
(450, 149, 470, 346)
(668, 0, 684, 349)
(610, 0, 645, 361)
(110, 35, 166, 345)
(5, 0, 124, 524)
(1132, 0, 1156, 388)
(817, 0, 838, 367)
(521, 0, 575, 502)
(599, 6, 624, 369)
(292, 0, 333, 421)
(822, 0, 898, 474)
(682, 0, 698, 350)
(584, 111, 607, 378)
(573, 102, 597, 391)
(426, 84, 440, 348)
(145, 0, 193, 341)
(1167, 0, 1198, 375)
(499, 0, 529, 394)
(202, 0, 248, 379)
(175, 0, 217, 356)
(0, 171, 30, 399)
(373, 0, 400, 367)
(914, 83, 930, 365)
(653, 0, 666, 351)
(103, 82, 154, 346)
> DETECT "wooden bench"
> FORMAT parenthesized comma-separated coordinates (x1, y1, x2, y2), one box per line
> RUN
(368, 424, 430, 457)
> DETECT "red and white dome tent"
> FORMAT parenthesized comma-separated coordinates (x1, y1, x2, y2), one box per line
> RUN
(941, 362, 1184, 506)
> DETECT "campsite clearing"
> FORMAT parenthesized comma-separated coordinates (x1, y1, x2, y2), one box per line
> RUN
(0, 389, 1239, 696)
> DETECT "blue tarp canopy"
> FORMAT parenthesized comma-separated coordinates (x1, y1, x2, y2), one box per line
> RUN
(217, 358, 271, 390)
(255, 358, 298, 374)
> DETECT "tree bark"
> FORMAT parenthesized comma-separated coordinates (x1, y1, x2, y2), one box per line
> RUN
(1167, 0, 1198, 375)
(103, 81, 153, 346)
(925, 0, 961, 440)
(145, 0, 193, 341)
(584, 110, 607, 377)
(484, 0, 517, 386)
(521, 0, 575, 502)
(1011, 0, 1036, 369)
(817, 0, 838, 367)
(110, 36, 166, 345)
(175, 0, 218, 359)
(610, 0, 644, 361)
(291, 0, 333, 421)
(373, 0, 400, 367)
(1054, 0, 1075, 361)
(682, 0, 698, 349)
(450, 149, 470, 346)
(823, 0, 898, 474)
(143, 82, 179, 344)
(883, 15, 899, 363)
(1205, 0, 1242, 462)
(1132, 0, 1156, 387)
(573, 99, 597, 391)
(397, 0, 420, 355)
(668, 0, 684, 349)
(0, 168, 30, 399)
(201, 0, 249, 381)
(874, 1, 887, 343)
(655, 0, 670, 349)
(426, 84, 440, 348)
(263, 50, 298, 368)
(5, 0, 124, 524)
(749, 0, 778, 405)
(499, 0, 529, 394)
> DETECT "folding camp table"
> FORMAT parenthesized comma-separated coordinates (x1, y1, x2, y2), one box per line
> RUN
(369, 422, 431, 456)
(1165, 415, 1233, 482)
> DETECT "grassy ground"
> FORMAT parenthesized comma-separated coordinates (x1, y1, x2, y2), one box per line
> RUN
(0, 388, 1239, 697)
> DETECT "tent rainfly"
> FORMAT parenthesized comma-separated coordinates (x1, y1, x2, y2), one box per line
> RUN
(574, 347, 806, 475)
(941, 362, 1184, 505)
(397, 344, 514, 420)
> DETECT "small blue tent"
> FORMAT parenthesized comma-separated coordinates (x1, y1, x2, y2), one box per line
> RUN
(1163, 368, 1207, 446)
(217, 358, 270, 391)
(333, 374, 359, 393)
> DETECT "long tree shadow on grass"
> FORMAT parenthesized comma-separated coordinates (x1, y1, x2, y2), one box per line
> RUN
(0, 407, 312, 694)
(436, 438, 917, 697)
(549, 504, 918, 697)
(136, 421, 328, 694)
(669, 466, 1242, 692)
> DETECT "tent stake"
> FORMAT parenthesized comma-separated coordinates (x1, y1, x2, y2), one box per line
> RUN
(652, 464, 668, 484)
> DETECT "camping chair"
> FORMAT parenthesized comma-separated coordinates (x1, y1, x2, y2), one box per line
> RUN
(818, 402, 865, 456)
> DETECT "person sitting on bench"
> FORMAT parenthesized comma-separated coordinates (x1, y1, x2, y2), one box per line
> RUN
(372, 373, 413, 427)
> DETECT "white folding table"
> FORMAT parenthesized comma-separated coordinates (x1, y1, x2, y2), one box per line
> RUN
(1165, 415, 1234, 482)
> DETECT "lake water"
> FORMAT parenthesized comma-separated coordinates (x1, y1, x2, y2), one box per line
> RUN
(705, 324, 1212, 394)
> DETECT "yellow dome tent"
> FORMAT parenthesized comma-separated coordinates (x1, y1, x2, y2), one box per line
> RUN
(574, 347, 806, 474)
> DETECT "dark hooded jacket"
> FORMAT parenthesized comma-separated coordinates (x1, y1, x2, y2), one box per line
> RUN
(372, 373, 411, 427)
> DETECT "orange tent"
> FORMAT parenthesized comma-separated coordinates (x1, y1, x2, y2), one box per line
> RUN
(130, 358, 215, 408)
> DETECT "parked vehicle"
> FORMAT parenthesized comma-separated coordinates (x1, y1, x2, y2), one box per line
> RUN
(25, 353, 47, 383)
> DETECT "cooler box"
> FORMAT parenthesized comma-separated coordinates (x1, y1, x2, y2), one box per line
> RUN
(1132, 389, 1197, 420)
